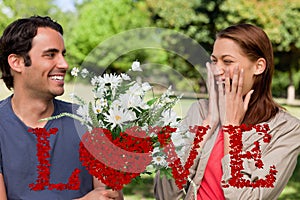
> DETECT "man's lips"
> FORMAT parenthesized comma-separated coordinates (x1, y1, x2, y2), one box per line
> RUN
(48, 74, 65, 82)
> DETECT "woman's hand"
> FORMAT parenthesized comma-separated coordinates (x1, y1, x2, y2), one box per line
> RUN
(204, 62, 220, 130)
(218, 66, 253, 126)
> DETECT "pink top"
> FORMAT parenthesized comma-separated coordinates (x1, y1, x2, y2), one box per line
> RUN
(197, 129, 225, 200)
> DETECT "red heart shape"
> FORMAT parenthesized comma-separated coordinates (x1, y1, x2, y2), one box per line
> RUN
(79, 127, 155, 190)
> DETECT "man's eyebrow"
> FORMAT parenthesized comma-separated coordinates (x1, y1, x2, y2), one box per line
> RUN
(43, 48, 59, 53)
(43, 48, 66, 54)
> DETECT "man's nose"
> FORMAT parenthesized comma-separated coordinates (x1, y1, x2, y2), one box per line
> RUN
(57, 55, 69, 70)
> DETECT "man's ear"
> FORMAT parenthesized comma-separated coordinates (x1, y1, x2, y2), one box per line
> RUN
(8, 54, 24, 73)
(254, 58, 266, 75)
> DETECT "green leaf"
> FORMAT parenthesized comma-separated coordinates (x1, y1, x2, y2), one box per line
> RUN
(147, 97, 158, 106)
(89, 102, 99, 127)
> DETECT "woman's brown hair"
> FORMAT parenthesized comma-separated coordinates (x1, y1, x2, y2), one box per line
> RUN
(216, 24, 282, 125)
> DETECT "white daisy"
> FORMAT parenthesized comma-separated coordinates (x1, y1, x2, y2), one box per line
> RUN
(93, 103, 102, 114)
(103, 73, 122, 87)
(161, 109, 178, 126)
(102, 74, 122, 97)
(121, 73, 131, 81)
(171, 130, 185, 147)
(152, 147, 161, 155)
(80, 68, 89, 78)
(111, 99, 122, 109)
(141, 82, 152, 91)
(104, 107, 137, 129)
(128, 82, 144, 96)
(116, 93, 145, 110)
(131, 61, 142, 71)
(98, 98, 108, 107)
(71, 67, 79, 77)
(93, 87, 105, 99)
(91, 76, 102, 86)
(152, 155, 167, 167)
(76, 105, 92, 124)
(161, 86, 175, 101)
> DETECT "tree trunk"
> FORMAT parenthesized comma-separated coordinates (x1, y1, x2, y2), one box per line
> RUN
(287, 69, 295, 105)
(287, 85, 295, 105)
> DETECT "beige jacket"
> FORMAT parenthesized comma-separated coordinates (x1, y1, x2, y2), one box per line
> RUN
(154, 100, 300, 200)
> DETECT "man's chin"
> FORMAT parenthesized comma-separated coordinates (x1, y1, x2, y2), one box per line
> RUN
(51, 89, 65, 98)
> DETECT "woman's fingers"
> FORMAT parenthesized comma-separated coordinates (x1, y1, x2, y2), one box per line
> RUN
(205, 62, 220, 127)
(227, 65, 239, 94)
(206, 62, 213, 90)
(225, 68, 231, 93)
(244, 89, 254, 111)
(237, 68, 244, 97)
(207, 62, 219, 97)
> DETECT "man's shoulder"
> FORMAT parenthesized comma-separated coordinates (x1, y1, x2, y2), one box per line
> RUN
(0, 96, 11, 111)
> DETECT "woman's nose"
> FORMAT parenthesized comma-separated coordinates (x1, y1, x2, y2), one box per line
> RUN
(211, 63, 225, 76)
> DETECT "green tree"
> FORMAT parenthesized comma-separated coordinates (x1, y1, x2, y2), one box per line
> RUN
(220, 0, 300, 101)
(145, 0, 300, 99)
(1, 0, 60, 18)
(145, 0, 227, 93)
(0, 0, 68, 39)
(66, 0, 151, 71)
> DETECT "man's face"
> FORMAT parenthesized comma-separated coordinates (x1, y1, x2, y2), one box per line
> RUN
(21, 27, 68, 99)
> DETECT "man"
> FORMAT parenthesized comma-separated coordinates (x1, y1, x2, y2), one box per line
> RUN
(0, 16, 122, 200)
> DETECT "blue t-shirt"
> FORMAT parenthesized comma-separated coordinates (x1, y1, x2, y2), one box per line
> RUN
(0, 96, 93, 200)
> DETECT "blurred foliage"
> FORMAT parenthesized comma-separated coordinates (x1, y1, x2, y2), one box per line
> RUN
(65, 0, 151, 69)
(144, 0, 300, 96)
(0, 0, 299, 95)
(0, 0, 62, 21)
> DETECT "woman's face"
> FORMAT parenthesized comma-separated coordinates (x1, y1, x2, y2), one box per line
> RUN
(211, 38, 258, 96)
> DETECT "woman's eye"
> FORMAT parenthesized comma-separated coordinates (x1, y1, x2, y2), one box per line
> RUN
(224, 60, 233, 64)
(211, 60, 217, 64)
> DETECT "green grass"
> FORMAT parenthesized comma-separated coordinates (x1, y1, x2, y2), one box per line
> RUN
(123, 176, 155, 200)
(0, 83, 299, 199)
(278, 155, 300, 200)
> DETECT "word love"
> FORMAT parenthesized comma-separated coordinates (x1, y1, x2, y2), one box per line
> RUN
(28, 124, 277, 191)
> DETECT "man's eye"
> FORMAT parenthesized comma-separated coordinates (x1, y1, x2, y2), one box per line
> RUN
(46, 53, 55, 58)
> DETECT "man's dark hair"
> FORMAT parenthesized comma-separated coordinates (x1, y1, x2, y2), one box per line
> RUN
(0, 16, 64, 90)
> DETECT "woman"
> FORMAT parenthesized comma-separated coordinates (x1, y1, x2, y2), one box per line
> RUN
(154, 24, 300, 200)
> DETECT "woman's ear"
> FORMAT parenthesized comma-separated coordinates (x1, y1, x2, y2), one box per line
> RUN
(8, 54, 24, 73)
(254, 58, 266, 75)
